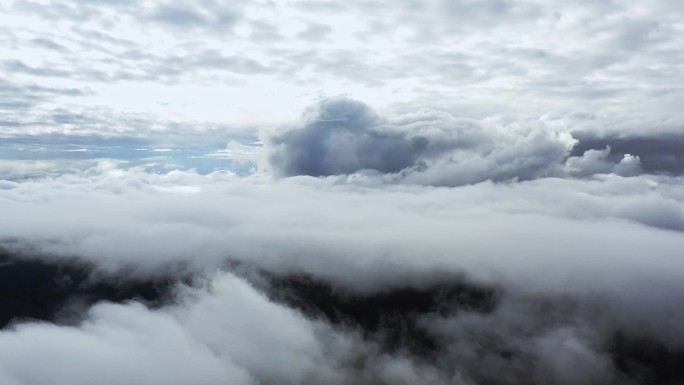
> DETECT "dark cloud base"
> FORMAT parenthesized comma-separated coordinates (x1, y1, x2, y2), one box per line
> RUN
(610, 333, 684, 385)
(0, 249, 177, 328)
(266, 273, 499, 357)
(266, 275, 684, 385)
(3, 248, 684, 385)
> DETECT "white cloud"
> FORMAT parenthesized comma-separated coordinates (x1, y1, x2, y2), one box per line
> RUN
(565, 147, 643, 177)
(1, 0, 683, 137)
(0, 271, 347, 385)
(3, 1, 684, 382)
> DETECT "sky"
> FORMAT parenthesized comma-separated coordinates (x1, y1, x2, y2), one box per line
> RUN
(1, 1, 684, 384)
(2, 0, 684, 176)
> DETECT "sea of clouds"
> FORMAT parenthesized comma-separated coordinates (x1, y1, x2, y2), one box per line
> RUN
(1, 98, 684, 384)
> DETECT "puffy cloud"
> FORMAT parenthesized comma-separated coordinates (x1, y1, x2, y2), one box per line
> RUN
(565, 147, 642, 177)
(0, 271, 342, 385)
(270, 98, 642, 185)
(268, 97, 427, 177)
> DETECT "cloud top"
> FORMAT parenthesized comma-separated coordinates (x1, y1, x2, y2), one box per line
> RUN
(268, 97, 427, 177)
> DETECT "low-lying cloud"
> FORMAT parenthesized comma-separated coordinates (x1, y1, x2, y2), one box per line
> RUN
(2, 99, 684, 384)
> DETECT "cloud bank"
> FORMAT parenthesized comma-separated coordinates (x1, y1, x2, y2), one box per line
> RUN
(2, 137, 684, 383)
(267, 97, 661, 187)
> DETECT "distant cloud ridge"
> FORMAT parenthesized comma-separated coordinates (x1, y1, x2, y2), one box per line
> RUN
(268, 97, 427, 177)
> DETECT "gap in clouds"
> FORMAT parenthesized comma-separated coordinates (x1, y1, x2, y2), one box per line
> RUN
(0, 133, 262, 180)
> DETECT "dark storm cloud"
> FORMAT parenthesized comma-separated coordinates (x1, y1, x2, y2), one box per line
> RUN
(248, 20, 283, 42)
(268, 97, 428, 177)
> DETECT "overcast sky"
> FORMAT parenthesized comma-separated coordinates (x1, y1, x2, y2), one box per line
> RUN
(2, 0, 684, 137)
(2, 1, 684, 384)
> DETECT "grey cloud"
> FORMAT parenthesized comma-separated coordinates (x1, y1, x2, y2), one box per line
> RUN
(268, 98, 577, 185)
(268, 97, 427, 177)
(77, 0, 137, 5)
(6, 0, 684, 124)
(572, 133, 684, 175)
(6, 2, 250, 88)
(0, 79, 86, 118)
(15, 0, 241, 33)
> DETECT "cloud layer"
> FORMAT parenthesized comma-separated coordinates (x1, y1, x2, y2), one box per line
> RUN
(1, 0, 683, 141)
(2, 151, 684, 383)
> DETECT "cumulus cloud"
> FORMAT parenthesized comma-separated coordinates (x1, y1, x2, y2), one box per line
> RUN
(268, 98, 658, 185)
(572, 132, 684, 175)
(268, 97, 427, 177)
(0, 271, 351, 385)
(0, 300, 254, 385)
